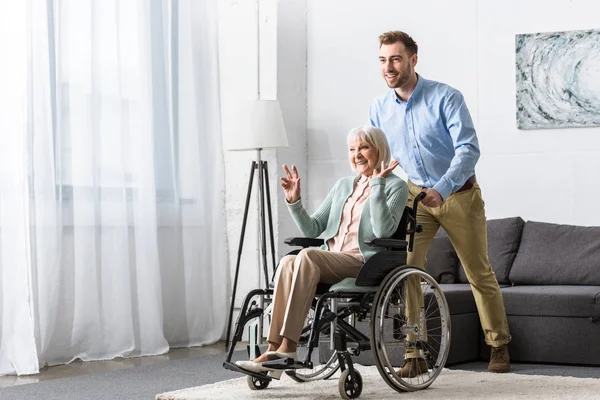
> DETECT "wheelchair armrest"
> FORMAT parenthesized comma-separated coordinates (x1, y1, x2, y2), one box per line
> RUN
(364, 238, 408, 250)
(284, 237, 325, 248)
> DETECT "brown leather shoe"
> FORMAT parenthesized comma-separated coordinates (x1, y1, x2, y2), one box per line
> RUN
(488, 345, 510, 373)
(396, 358, 428, 378)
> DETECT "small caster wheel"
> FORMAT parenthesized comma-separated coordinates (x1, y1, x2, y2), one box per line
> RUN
(247, 374, 270, 390)
(338, 369, 363, 399)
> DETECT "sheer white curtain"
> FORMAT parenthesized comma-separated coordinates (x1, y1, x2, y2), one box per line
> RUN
(0, 0, 228, 375)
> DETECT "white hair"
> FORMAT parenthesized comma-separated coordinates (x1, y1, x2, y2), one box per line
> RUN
(347, 125, 391, 171)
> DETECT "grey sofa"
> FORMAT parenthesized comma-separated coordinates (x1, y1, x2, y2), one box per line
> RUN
(426, 217, 600, 366)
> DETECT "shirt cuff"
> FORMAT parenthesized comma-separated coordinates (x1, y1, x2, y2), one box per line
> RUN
(432, 181, 452, 200)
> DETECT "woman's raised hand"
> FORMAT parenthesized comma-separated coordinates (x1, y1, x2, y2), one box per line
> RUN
(372, 160, 399, 178)
(281, 164, 301, 203)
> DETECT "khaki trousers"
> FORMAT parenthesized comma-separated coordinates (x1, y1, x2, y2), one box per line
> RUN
(268, 248, 363, 345)
(405, 180, 510, 358)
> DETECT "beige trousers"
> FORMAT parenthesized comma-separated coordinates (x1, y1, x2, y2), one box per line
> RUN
(405, 180, 511, 358)
(268, 248, 363, 345)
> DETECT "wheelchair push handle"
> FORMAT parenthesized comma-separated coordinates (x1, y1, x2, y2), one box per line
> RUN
(407, 191, 426, 252)
(412, 191, 426, 211)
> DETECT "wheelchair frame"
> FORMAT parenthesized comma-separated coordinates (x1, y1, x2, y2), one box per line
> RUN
(223, 193, 451, 398)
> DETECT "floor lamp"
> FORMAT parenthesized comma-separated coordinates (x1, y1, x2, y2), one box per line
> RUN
(225, 100, 288, 350)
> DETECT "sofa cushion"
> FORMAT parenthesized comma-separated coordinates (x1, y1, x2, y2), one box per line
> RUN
(451, 217, 525, 284)
(425, 233, 459, 283)
(438, 284, 478, 314)
(500, 286, 600, 318)
(509, 221, 600, 285)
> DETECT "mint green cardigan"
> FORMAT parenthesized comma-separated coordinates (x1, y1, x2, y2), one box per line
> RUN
(287, 174, 409, 262)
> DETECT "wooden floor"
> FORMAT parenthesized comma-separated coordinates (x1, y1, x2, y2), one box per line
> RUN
(0, 341, 245, 388)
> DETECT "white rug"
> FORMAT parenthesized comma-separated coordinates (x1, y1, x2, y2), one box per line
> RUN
(156, 366, 600, 400)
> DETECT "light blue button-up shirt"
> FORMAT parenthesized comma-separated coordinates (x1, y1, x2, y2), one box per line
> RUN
(369, 75, 480, 200)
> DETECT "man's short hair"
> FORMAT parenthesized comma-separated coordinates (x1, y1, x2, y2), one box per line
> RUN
(378, 31, 418, 55)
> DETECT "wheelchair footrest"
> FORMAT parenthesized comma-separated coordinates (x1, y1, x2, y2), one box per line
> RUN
(261, 357, 298, 370)
(222, 361, 273, 381)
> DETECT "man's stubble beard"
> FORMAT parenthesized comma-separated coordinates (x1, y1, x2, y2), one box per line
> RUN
(387, 65, 413, 89)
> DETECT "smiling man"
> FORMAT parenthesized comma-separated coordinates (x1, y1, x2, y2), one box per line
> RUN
(369, 31, 511, 375)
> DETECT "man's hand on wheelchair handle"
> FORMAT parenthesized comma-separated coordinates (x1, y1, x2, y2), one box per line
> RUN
(420, 188, 443, 207)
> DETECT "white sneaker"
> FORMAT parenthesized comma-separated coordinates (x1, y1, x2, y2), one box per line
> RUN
(234, 360, 283, 379)
(234, 360, 263, 373)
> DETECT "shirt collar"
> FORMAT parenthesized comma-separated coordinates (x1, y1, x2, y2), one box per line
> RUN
(357, 174, 370, 183)
(391, 73, 424, 105)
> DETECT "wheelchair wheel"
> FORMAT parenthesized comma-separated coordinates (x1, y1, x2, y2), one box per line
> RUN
(370, 266, 451, 392)
(246, 373, 270, 390)
(338, 369, 363, 399)
(286, 308, 340, 382)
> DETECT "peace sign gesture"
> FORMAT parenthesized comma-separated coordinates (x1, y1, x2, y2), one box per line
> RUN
(372, 160, 399, 178)
(281, 164, 301, 203)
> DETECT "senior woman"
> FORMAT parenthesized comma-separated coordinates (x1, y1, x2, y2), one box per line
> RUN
(236, 125, 408, 374)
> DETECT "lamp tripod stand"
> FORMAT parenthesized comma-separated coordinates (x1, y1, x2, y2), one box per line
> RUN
(225, 149, 277, 350)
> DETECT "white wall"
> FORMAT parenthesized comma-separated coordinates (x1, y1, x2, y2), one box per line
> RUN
(218, 0, 306, 328)
(476, 0, 600, 225)
(219, 0, 263, 312)
(275, 0, 308, 252)
(306, 0, 600, 225)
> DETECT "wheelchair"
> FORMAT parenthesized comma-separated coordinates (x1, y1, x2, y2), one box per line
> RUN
(223, 193, 451, 399)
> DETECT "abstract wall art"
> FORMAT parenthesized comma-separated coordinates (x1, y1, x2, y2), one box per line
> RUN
(515, 29, 600, 129)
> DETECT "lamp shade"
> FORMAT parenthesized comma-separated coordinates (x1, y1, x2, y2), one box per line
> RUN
(227, 100, 289, 151)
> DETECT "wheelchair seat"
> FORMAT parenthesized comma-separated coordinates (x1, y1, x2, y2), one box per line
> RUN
(329, 277, 375, 293)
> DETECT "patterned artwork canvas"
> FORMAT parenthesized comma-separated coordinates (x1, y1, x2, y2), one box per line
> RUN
(515, 29, 600, 129)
